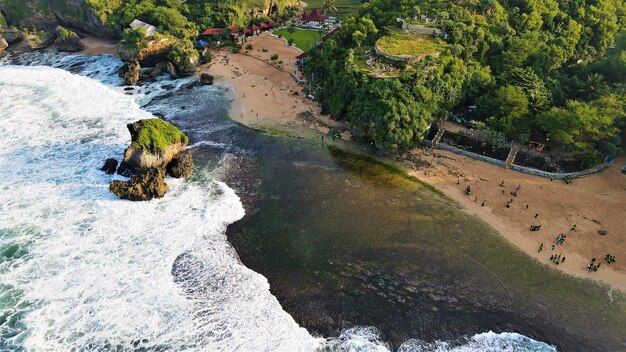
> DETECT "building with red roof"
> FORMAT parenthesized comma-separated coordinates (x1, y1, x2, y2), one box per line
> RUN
(301, 9, 328, 25)
(250, 24, 261, 35)
(260, 22, 269, 30)
(202, 28, 225, 36)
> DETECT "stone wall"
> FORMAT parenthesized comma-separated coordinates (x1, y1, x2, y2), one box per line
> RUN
(429, 142, 611, 179)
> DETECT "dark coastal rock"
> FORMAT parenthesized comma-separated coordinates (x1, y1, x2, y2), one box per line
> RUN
(101, 158, 118, 174)
(26, 31, 57, 49)
(200, 73, 214, 85)
(118, 60, 140, 85)
(167, 150, 194, 178)
(118, 38, 175, 66)
(166, 61, 179, 78)
(54, 27, 84, 52)
(46, 0, 114, 38)
(109, 167, 168, 201)
(1, 29, 25, 44)
(116, 161, 137, 177)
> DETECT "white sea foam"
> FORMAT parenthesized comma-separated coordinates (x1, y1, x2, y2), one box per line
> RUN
(0, 65, 315, 351)
(0, 58, 556, 352)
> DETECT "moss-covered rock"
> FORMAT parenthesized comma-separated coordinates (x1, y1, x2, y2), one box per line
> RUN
(25, 30, 57, 49)
(109, 119, 192, 200)
(55, 26, 84, 52)
(122, 118, 189, 171)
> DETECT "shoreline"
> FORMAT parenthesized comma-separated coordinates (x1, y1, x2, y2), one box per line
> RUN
(208, 33, 626, 292)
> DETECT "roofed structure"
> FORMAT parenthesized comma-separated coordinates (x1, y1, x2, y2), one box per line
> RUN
(130, 19, 157, 36)
(202, 28, 225, 36)
(301, 9, 328, 23)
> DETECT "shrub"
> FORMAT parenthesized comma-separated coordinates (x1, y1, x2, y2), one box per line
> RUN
(231, 46, 240, 53)
(245, 43, 253, 50)
(270, 54, 279, 60)
(579, 152, 603, 169)
(120, 27, 148, 50)
(168, 39, 199, 75)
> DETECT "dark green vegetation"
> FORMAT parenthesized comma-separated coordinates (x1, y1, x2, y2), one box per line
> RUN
(304, 0, 626, 156)
(132, 118, 188, 152)
(0, 0, 301, 52)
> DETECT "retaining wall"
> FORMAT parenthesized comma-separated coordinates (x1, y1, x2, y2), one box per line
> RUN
(428, 142, 611, 179)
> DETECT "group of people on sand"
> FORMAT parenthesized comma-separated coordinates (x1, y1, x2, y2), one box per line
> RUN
(462, 177, 618, 274)
(550, 253, 565, 265)
(587, 258, 601, 271)
(604, 254, 617, 264)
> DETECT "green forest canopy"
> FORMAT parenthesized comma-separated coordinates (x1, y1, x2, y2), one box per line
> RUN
(303, 0, 626, 155)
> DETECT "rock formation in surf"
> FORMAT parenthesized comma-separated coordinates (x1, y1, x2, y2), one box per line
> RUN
(109, 118, 194, 201)
(54, 26, 84, 52)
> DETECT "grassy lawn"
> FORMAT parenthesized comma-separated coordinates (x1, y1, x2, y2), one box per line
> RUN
(274, 27, 324, 51)
(376, 30, 445, 59)
(304, 0, 361, 19)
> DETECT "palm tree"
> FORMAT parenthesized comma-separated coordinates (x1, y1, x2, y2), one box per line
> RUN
(321, 0, 338, 14)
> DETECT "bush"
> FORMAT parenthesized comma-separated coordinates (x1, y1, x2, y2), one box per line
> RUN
(231, 46, 240, 53)
(120, 27, 148, 50)
(270, 54, 279, 60)
(579, 152, 603, 169)
(288, 39, 293, 46)
(245, 43, 253, 50)
(168, 39, 199, 75)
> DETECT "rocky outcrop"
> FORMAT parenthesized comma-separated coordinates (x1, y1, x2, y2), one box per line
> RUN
(55, 26, 84, 52)
(122, 119, 188, 170)
(118, 60, 140, 85)
(109, 118, 192, 201)
(1, 29, 25, 44)
(46, 0, 114, 38)
(0, 36, 7, 52)
(118, 38, 175, 66)
(166, 61, 179, 78)
(101, 158, 118, 174)
(26, 31, 57, 49)
(167, 151, 194, 178)
(109, 167, 168, 201)
(200, 73, 214, 85)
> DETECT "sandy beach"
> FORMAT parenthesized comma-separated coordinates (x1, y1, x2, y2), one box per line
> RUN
(206, 32, 626, 292)
(407, 149, 626, 291)
(202, 33, 345, 132)
(81, 36, 118, 56)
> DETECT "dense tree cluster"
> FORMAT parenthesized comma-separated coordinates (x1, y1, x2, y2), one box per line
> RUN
(304, 0, 626, 156)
